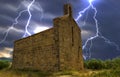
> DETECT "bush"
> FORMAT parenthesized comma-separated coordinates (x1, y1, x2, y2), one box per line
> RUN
(84, 57, 120, 70)
(104, 57, 120, 69)
(84, 59, 104, 70)
(111, 57, 120, 69)
(0, 60, 10, 70)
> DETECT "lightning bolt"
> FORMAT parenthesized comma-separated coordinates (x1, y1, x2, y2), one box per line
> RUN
(22, 0, 35, 37)
(0, 0, 35, 44)
(76, 0, 120, 59)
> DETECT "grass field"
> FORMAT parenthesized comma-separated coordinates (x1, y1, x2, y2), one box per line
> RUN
(1, 57, 120, 77)
(0, 69, 117, 77)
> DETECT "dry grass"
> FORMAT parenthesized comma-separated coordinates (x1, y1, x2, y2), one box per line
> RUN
(0, 69, 95, 77)
(0, 69, 114, 77)
(0, 69, 52, 77)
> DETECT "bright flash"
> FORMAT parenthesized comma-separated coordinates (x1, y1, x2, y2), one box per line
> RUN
(89, 0, 95, 3)
(33, 26, 50, 33)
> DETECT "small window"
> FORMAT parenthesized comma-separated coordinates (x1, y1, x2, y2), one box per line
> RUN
(72, 26, 74, 46)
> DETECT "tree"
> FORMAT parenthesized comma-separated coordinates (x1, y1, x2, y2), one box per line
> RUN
(0, 60, 10, 69)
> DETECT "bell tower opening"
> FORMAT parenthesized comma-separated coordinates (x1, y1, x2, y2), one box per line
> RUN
(64, 3, 72, 16)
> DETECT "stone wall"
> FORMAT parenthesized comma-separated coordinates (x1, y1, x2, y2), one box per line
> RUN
(53, 15, 84, 71)
(12, 28, 59, 71)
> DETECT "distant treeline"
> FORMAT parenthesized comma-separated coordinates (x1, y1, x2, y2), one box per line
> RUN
(84, 57, 120, 70)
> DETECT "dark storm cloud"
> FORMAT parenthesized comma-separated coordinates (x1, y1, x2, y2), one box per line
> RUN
(90, 37, 120, 60)
(0, 0, 120, 59)
(95, 0, 120, 46)
(81, 0, 120, 59)
(0, 27, 24, 49)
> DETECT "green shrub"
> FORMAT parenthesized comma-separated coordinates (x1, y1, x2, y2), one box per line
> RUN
(84, 57, 120, 70)
(111, 57, 120, 69)
(0, 60, 10, 70)
(104, 57, 120, 69)
(85, 59, 104, 70)
(104, 59, 113, 69)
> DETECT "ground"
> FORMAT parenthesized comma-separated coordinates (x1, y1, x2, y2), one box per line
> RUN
(0, 69, 105, 77)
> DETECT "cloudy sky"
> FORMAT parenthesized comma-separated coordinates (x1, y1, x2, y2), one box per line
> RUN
(0, 0, 120, 60)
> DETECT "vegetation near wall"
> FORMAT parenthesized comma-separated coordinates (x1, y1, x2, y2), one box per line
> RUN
(84, 57, 120, 70)
(0, 60, 10, 70)
(84, 59, 104, 70)
(84, 57, 120, 77)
